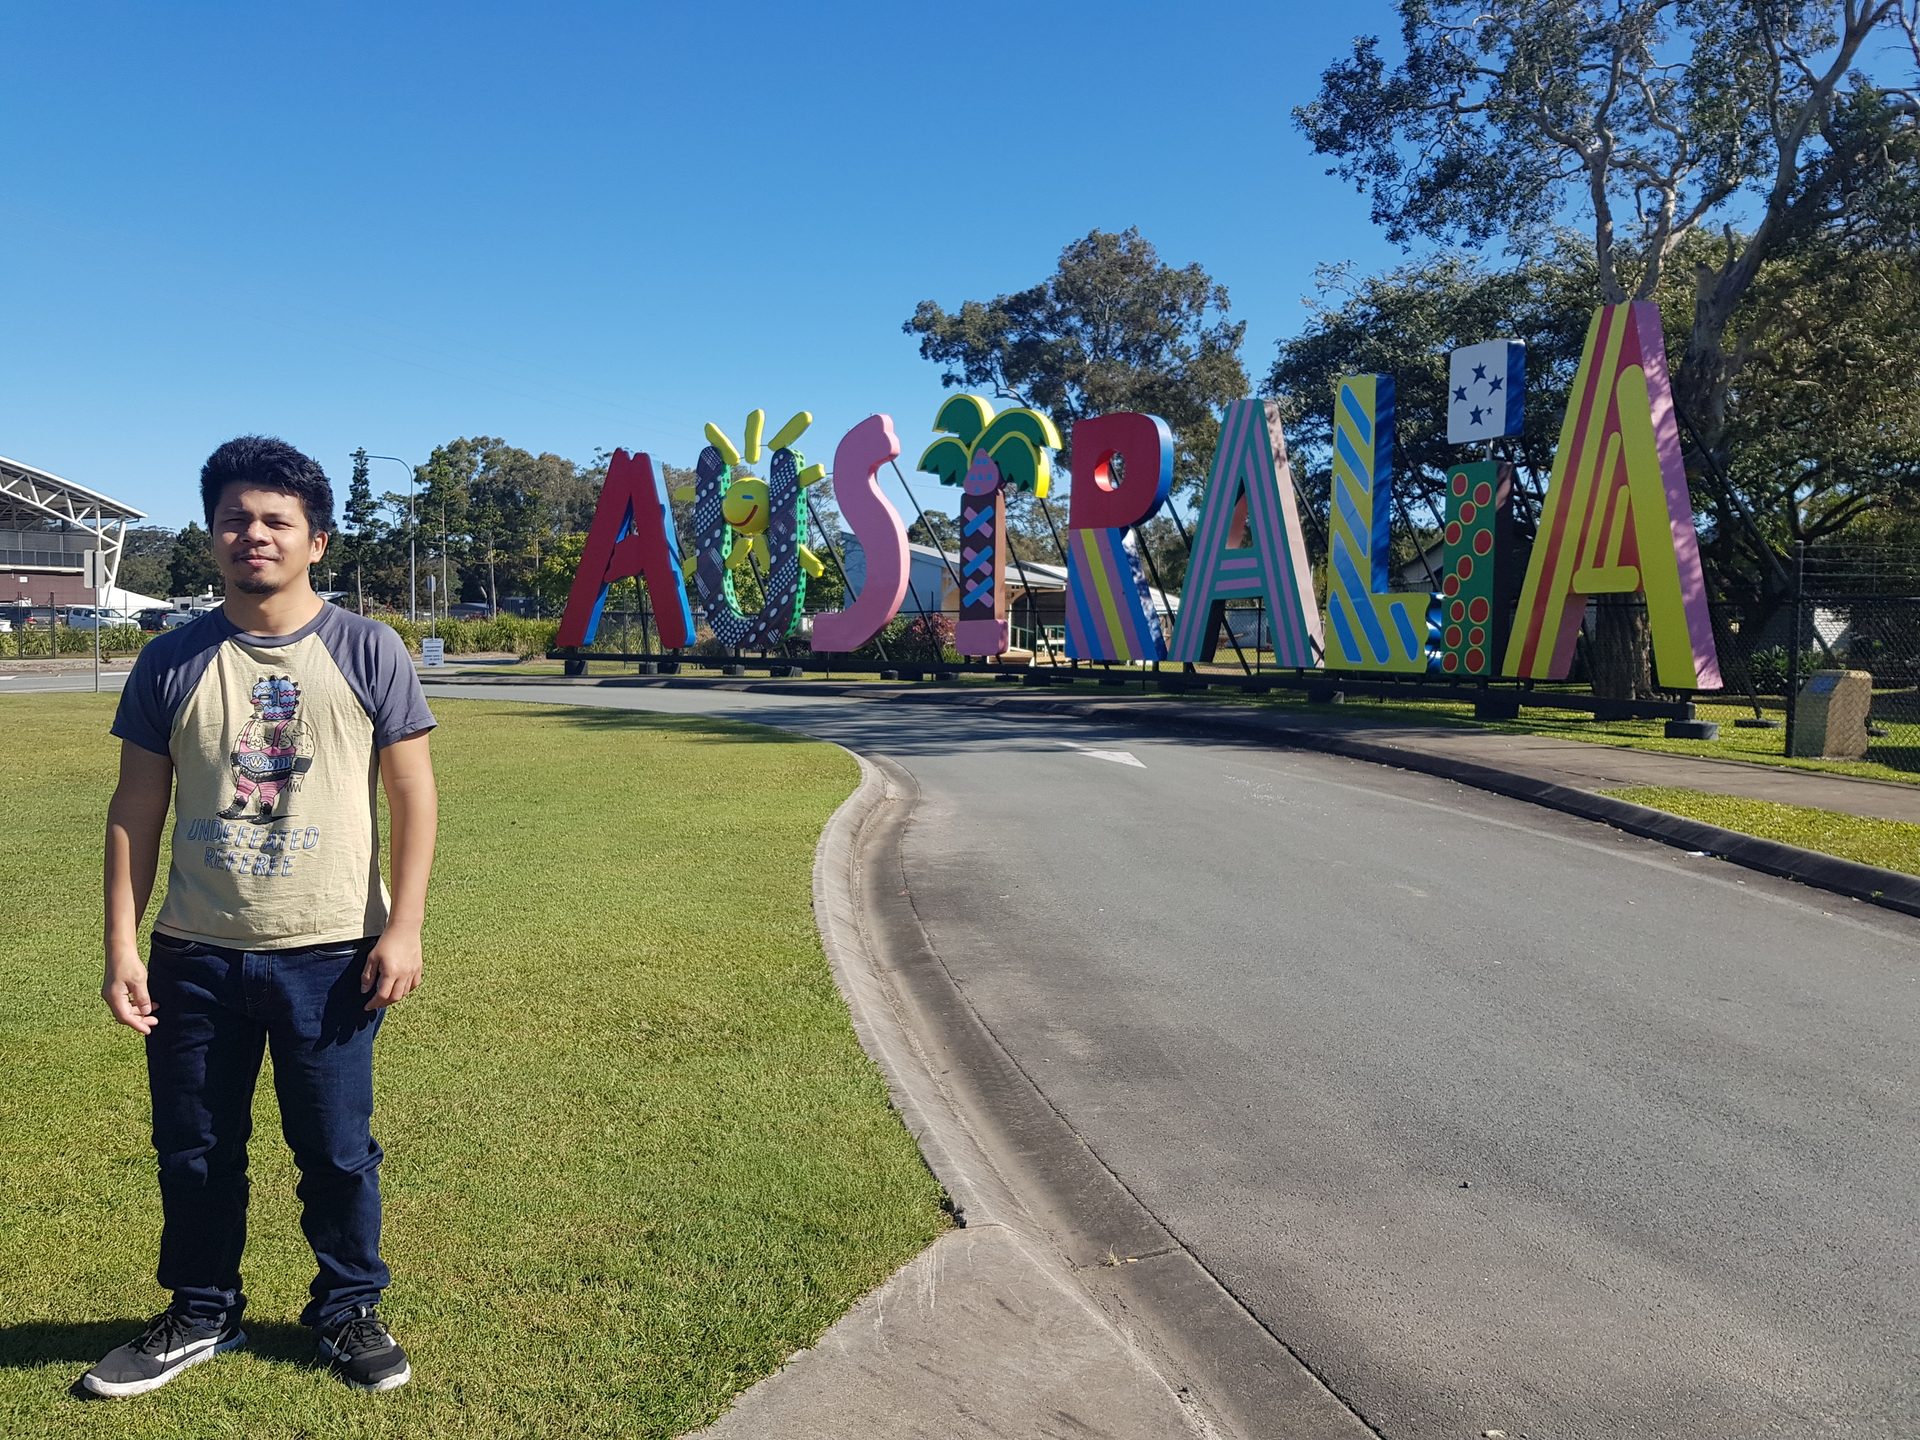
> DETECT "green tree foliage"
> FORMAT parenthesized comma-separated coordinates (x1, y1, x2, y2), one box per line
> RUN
(905, 511, 957, 553)
(1269, 213, 1920, 601)
(1294, 1, 1920, 542)
(167, 523, 220, 597)
(420, 437, 586, 609)
(334, 449, 382, 610)
(903, 229, 1250, 501)
(336, 449, 412, 611)
(1722, 131, 1920, 556)
(1268, 250, 1598, 532)
(531, 532, 588, 617)
(345, 449, 380, 536)
(1135, 515, 1191, 595)
(115, 525, 177, 599)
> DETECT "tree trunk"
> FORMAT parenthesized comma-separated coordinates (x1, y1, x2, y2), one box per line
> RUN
(1588, 595, 1653, 699)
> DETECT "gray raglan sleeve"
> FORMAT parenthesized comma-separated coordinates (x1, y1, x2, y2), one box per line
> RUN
(327, 611, 437, 747)
(110, 623, 226, 757)
(110, 644, 174, 755)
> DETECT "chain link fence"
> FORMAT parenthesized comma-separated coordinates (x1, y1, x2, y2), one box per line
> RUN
(1784, 544, 1920, 774)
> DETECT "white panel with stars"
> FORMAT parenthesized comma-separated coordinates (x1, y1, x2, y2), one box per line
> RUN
(1447, 339, 1525, 444)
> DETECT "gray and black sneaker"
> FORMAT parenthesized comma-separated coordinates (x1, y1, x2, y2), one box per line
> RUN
(318, 1306, 410, 1392)
(80, 1309, 246, 1398)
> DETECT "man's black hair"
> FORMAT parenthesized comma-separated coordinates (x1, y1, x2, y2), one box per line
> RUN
(199, 436, 336, 537)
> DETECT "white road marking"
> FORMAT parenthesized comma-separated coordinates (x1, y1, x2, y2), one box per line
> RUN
(1052, 739, 1145, 769)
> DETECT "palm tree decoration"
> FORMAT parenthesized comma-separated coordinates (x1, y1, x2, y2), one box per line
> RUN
(917, 396, 1062, 656)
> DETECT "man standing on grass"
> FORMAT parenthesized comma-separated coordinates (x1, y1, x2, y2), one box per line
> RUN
(87, 436, 437, 1398)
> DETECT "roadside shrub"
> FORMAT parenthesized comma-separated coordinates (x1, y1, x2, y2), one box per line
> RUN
(851, 613, 957, 664)
(1747, 646, 1830, 695)
(2, 625, 153, 658)
(97, 626, 152, 657)
(372, 613, 557, 658)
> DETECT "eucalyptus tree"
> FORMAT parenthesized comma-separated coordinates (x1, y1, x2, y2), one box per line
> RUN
(1295, 0, 1919, 518)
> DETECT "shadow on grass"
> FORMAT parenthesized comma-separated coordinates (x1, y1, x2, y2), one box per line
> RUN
(441, 675, 1920, 787)
(442, 679, 1552, 771)
(4, 1316, 322, 1396)
(488, 691, 1096, 760)
(517, 704, 816, 743)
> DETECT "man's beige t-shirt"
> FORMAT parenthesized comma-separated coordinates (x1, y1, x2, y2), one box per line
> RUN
(111, 605, 435, 948)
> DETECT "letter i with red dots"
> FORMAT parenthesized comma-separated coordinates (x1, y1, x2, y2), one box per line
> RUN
(1437, 461, 1510, 676)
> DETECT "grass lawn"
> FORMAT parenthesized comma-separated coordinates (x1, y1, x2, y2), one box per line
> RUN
(0, 695, 947, 1439)
(1600, 785, 1920, 876)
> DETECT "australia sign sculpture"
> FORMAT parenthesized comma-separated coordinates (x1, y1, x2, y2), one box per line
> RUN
(560, 302, 1721, 690)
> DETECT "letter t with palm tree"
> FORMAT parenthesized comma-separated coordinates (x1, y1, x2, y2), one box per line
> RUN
(917, 395, 1063, 657)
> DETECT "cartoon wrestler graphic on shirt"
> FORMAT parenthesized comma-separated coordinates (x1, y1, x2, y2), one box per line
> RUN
(219, 675, 314, 820)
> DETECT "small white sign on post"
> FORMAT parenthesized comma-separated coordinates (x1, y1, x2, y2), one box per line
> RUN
(421, 638, 445, 667)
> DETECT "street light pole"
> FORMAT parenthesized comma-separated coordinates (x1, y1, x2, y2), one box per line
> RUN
(365, 455, 418, 622)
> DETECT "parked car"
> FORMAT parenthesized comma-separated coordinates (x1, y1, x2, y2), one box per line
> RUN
(161, 609, 201, 629)
(135, 608, 173, 632)
(63, 606, 135, 631)
(447, 602, 497, 620)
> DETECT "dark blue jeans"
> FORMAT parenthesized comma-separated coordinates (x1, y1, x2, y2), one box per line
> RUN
(144, 932, 389, 1330)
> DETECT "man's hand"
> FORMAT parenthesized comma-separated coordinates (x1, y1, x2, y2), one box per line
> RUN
(361, 929, 424, 1011)
(104, 740, 172, 1035)
(102, 952, 158, 1034)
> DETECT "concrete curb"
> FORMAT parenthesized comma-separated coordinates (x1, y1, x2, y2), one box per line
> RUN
(692, 750, 1225, 1438)
(791, 748, 1377, 1439)
(808, 750, 1028, 1231)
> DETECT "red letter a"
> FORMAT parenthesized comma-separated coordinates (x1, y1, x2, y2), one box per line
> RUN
(556, 450, 694, 649)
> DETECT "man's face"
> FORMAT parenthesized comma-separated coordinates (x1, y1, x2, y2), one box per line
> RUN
(212, 484, 327, 597)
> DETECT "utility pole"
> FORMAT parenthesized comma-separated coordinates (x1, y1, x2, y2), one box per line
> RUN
(366, 454, 417, 621)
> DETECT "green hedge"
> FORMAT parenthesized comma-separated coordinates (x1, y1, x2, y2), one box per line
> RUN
(372, 614, 559, 657)
(3, 625, 154, 658)
(2, 614, 561, 662)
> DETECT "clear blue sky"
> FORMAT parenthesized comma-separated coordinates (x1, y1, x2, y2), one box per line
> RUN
(1, 1, 1418, 530)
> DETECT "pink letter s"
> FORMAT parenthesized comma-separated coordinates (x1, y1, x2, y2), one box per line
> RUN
(812, 415, 908, 652)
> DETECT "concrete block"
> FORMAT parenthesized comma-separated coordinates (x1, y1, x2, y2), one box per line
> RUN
(1664, 719, 1720, 740)
(1791, 670, 1873, 759)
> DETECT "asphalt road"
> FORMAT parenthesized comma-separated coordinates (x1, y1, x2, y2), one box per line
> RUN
(0, 667, 131, 693)
(428, 683, 1920, 1436)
